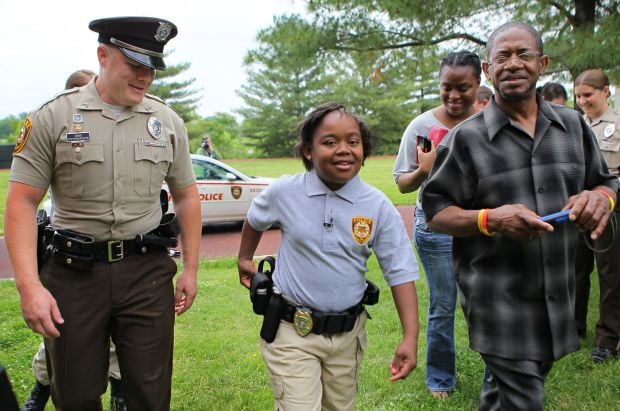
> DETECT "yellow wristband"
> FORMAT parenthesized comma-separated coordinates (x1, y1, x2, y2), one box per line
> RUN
(595, 189, 616, 211)
(478, 209, 495, 236)
(477, 209, 485, 234)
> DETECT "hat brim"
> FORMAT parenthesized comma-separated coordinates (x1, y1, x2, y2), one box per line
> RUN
(119, 47, 166, 70)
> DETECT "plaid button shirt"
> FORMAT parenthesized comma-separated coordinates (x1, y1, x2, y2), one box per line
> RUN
(422, 97, 618, 361)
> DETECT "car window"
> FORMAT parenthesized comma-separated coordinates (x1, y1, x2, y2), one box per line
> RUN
(192, 159, 238, 181)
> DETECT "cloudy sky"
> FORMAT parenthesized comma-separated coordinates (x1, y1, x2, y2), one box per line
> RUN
(0, 0, 306, 118)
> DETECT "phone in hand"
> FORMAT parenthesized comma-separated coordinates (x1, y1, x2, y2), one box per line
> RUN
(417, 135, 431, 153)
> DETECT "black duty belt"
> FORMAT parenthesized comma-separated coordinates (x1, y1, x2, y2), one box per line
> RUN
(281, 301, 365, 336)
(52, 229, 166, 270)
(91, 239, 163, 262)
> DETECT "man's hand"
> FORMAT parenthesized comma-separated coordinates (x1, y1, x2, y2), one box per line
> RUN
(389, 337, 418, 382)
(565, 189, 615, 240)
(20, 282, 63, 338)
(174, 269, 198, 315)
(487, 204, 554, 241)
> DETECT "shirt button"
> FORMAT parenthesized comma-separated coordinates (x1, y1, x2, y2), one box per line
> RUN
(548, 295, 555, 302)
(538, 187, 544, 193)
(545, 260, 552, 267)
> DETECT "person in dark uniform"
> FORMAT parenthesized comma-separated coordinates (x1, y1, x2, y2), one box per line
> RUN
(5, 16, 201, 410)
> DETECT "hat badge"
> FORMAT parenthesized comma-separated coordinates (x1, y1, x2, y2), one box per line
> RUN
(154, 22, 173, 42)
(147, 116, 162, 139)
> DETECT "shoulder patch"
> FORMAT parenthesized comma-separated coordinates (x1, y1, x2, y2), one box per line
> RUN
(13, 118, 33, 155)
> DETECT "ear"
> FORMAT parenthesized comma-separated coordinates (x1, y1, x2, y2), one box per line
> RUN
(302, 144, 312, 160)
(97, 45, 109, 67)
(538, 55, 548, 75)
(482, 61, 491, 81)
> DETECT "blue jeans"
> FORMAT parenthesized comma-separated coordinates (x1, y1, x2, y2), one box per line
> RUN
(413, 208, 457, 392)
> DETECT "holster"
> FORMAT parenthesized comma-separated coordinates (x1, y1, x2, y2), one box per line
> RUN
(250, 256, 275, 315)
(260, 289, 284, 343)
(36, 210, 53, 273)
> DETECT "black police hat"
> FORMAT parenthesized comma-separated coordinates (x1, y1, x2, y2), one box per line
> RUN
(89, 16, 177, 70)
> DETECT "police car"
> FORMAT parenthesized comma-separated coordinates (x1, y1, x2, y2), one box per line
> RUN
(164, 154, 275, 225)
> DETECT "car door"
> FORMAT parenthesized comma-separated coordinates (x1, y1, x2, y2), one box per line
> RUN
(193, 158, 251, 223)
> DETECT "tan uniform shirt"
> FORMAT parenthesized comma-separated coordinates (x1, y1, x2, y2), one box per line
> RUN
(10, 79, 195, 240)
(587, 105, 620, 176)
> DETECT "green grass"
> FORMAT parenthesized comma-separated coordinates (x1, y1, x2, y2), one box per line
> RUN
(1, 258, 618, 410)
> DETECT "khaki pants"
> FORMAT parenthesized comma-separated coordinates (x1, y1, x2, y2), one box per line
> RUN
(260, 312, 367, 411)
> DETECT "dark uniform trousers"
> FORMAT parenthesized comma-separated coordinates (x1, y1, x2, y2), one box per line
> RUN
(41, 249, 177, 411)
(574, 209, 620, 349)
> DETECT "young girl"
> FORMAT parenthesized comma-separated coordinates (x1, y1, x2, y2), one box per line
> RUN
(238, 102, 420, 410)
(392, 50, 482, 398)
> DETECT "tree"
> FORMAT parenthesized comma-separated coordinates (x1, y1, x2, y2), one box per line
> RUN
(306, 0, 620, 81)
(237, 15, 337, 157)
(0, 114, 26, 144)
(150, 55, 201, 123)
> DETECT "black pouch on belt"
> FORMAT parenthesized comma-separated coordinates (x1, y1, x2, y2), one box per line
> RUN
(250, 256, 275, 315)
(52, 229, 95, 271)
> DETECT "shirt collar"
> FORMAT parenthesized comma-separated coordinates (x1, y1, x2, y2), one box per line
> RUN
(76, 76, 155, 115)
(483, 95, 567, 141)
(588, 105, 617, 125)
(305, 169, 362, 204)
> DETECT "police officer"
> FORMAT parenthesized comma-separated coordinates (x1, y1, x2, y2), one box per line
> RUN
(5, 17, 201, 410)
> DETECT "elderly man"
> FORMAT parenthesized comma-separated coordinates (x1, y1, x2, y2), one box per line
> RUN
(421, 21, 617, 410)
(5, 17, 201, 410)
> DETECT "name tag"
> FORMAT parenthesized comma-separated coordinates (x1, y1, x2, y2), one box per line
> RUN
(143, 141, 167, 148)
(66, 132, 91, 142)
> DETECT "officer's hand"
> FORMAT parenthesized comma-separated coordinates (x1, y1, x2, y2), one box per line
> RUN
(20, 283, 63, 339)
(388, 338, 418, 382)
(565, 190, 614, 240)
(238, 258, 257, 289)
(487, 204, 553, 241)
(174, 270, 198, 315)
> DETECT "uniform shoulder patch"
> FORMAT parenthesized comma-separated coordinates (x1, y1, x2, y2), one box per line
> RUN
(13, 117, 33, 155)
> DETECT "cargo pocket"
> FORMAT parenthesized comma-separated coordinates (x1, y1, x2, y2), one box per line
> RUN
(55, 143, 104, 198)
(268, 375, 284, 400)
(134, 143, 173, 197)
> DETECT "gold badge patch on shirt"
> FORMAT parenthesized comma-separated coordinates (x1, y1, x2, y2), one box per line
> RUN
(352, 216, 373, 245)
(13, 118, 33, 154)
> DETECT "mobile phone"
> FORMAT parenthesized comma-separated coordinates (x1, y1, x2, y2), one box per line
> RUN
(416, 135, 431, 153)
(540, 209, 571, 224)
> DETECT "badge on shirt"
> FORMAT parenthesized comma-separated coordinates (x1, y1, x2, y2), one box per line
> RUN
(147, 116, 162, 140)
(352, 216, 373, 245)
(71, 112, 86, 133)
(603, 124, 616, 139)
(13, 118, 33, 154)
